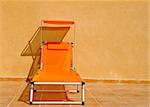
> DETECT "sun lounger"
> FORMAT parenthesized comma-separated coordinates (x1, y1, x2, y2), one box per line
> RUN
(21, 20, 85, 105)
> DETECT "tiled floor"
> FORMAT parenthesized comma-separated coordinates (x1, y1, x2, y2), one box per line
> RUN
(0, 80, 149, 107)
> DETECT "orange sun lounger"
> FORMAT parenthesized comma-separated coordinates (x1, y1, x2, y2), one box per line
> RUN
(21, 20, 85, 105)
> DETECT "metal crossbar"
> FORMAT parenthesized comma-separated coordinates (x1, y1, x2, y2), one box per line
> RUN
(34, 89, 79, 93)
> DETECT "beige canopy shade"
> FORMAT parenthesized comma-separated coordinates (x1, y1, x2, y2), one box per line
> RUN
(21, 26, 70, 56)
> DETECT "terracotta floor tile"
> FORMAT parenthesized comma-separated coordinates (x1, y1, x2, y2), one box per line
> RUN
(0, 103, 8, 107)
(0, 97, 12, 104)
(101, 101, 132, 107)
(131, 103, 149, 107)
(85, 102, 102, 107)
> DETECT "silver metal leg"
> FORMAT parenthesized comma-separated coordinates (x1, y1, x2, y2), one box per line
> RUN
(30, 83, 34, 104)
(81, 82, 85, 105)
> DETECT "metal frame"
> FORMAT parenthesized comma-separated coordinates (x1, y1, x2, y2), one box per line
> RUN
(29, 81, 85, 105)
(40, 45, 43, 71)
(71, 42, 75, 71)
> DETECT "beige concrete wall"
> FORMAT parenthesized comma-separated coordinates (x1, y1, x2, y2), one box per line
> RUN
(0, 0, 149, 80)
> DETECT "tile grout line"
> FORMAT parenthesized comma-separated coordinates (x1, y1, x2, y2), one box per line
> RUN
(86, 87, 103, 107)
(6, 82, 25, 107)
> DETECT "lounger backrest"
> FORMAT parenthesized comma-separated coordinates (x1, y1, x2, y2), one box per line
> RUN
(42, 42, 72, 73)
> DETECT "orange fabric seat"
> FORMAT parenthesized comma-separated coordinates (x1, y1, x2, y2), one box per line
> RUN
(32, 42, 82, 83)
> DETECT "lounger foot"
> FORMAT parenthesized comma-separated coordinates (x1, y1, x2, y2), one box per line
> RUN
(30, 102, 32, 105)
(30, 81, 34, 84)
(77, 90, 79, 93)
(82, 102, 84, 105)
(82, 82, 85, 85)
